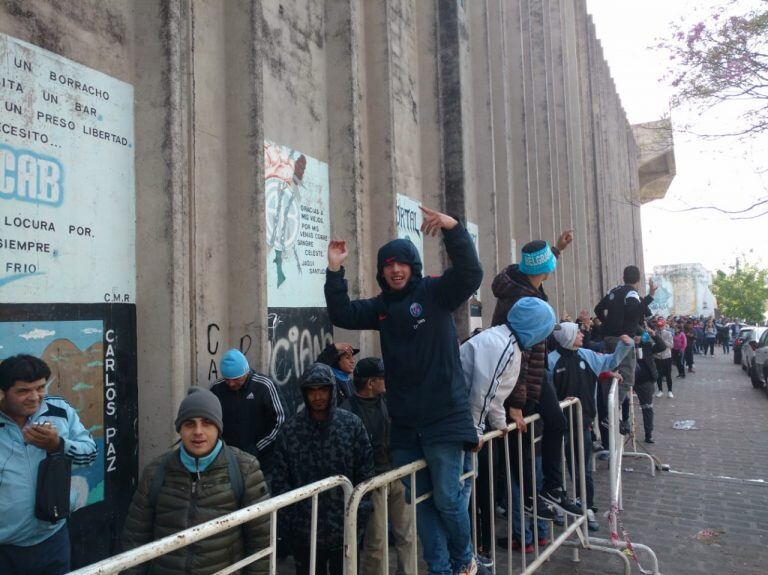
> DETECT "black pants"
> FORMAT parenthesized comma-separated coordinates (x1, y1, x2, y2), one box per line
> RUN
(634, 379, 655, 439)
(0, 525, 70, 575)
(475, 439, 497, 553)
(684, 346, 695, 369)
(672, 350, 685, 377)
(704, 339, 715, 355)
(655, 358, 673, 392)
(293, 544, 343, 575)
(509, 377, 566, 498)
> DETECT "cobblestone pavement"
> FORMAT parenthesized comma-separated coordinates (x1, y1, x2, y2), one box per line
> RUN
(496, 349, 768, 574)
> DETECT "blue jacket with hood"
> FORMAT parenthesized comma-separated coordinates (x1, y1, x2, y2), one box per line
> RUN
(324, 223, 483, 449)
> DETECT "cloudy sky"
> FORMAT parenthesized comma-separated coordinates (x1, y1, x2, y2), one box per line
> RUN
(587, 0, 768, 275)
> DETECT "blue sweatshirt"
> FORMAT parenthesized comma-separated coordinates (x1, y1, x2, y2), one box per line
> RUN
(0, 396, 97, 546)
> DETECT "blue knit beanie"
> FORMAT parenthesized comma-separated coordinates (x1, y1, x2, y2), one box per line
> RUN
(220, 349, 250, 379)
(518, 240, 557, 275)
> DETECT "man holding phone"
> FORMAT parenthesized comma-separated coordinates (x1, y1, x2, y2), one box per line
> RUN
(0, 354, 97, 575)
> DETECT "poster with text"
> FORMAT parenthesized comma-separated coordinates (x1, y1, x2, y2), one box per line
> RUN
(0, 33, 135, 304)
(396, 193, 423, 263)
(265, 140, 330, 308)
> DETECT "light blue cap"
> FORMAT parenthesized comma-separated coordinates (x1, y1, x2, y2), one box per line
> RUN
(220, 349, 250, 379)
(506, 297, 557, 349)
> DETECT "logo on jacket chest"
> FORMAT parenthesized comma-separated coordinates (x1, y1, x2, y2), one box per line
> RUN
(409, 302, 423, 318)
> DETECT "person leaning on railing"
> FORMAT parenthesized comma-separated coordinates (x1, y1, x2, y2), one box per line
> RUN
(121, 388, 271, 575)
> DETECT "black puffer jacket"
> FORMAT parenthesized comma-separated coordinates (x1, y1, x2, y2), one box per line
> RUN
(271, 363, 374, 550)
(121, 446, 270, 575)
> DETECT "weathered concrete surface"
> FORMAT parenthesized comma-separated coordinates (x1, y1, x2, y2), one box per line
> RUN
(634, 119, 676, 203)
(0, 0, 663, 466)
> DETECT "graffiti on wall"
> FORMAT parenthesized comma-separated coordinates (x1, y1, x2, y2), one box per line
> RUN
(267, 307, 333, 412)
(265, 140, 330, 308)
(0, 33, 135, 304)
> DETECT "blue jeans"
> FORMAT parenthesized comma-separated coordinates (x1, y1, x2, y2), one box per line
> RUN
(0, 524, 70, 575)
(392, 442, 473, 575)
(511, 457, 549, 544)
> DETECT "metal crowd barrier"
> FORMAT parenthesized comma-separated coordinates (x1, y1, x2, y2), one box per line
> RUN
(68, 475, 353, 575)
(588, 379, 662, 574)
(343, 397, 649, 574)
(72, 382, 662, 575)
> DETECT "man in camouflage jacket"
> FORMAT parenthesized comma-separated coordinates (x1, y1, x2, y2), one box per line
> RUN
(272, 363, 374, 574)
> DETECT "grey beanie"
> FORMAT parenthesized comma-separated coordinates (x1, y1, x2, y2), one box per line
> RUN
(174, 387, 223, 435)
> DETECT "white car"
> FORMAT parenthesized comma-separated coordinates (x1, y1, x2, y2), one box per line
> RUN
(742, 326, 767, 374)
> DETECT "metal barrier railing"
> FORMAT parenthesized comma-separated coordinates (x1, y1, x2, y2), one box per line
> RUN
(68, 475, 353, 575)
(588, 379, 662, 574)
(343, 397, 647, 574)
(72, 380, 662, 574)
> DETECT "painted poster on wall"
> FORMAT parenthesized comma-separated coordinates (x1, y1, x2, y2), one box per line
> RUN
(396, 193, 423, 264)
(265, 140, 330, 308)
(0, 33, 135, 304)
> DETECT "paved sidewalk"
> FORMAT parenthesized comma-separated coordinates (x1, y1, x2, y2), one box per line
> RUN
(513, 349, 768, 574)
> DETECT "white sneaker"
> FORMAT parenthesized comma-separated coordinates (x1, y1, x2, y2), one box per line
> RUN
(586, 508, 599, 532)
(668, 392, 674, 398)
(654, 390, 663, 398)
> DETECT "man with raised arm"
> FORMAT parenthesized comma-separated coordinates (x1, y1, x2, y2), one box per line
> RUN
(324, 206, 485, 575)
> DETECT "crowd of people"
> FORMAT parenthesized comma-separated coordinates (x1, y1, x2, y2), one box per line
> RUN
(2, 205, 741, 575)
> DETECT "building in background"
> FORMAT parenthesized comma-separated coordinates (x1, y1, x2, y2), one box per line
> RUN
(648, 264, 717, 318)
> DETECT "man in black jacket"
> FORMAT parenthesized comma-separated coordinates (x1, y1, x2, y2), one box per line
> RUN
(324, 206, 483, 575)
(594, 266, 656, 402)
(210, 349, 285, 481)
(341, 357, 415, 575)
(272, 363, 374, 575)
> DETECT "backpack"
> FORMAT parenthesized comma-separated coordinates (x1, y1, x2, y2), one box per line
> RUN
(148, 445, 245, 510)
(598, 285, 630, 335)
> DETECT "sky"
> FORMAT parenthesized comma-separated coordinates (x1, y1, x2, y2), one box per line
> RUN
(586, 0, 768, 275)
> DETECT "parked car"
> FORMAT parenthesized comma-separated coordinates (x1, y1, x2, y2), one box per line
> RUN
(734, 327, 756, 365)
(741, 326, 767, 373)
(750, 329, 768, 389)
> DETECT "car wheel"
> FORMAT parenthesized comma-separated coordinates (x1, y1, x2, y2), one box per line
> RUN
(750, 363, 763, 388)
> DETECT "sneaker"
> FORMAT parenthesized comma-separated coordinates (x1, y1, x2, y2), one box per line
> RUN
(597, 452, 610, 461)
(553, 507, 565, 526)
(456, 558, 478, 575)
(667, 391, 674, 398)
(644, 436, 655, 444)
(497, 537, 533, 554)
(619, 419, 631, 435)
(688, 367, 695, 373)
(476, 552, 493, 568)
(586, 508, 599, 531)
(538, 538, 549, 547)
(654, 390, 663, 398)
(540, 488, 582, 515)
(524, 495, 556, 519)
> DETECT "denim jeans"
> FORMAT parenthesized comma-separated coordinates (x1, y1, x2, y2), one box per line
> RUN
(0, 524, 70, 575)
(511, 457, 549, 544)
(392, 442, 473, 575)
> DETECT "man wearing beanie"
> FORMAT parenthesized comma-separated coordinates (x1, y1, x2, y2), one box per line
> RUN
(210, 349, 285, 480)
(547, 324, 633, 531)
(489, 232, 581, 519)
(122, 387, 270, 574)
(325, 206, 485, 575)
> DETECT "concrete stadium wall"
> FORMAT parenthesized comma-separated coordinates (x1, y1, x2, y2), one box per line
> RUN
(0, 1, 643, 561)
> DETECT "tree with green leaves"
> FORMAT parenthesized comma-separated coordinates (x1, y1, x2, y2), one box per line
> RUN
(710, 259, 768, 324)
